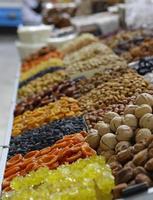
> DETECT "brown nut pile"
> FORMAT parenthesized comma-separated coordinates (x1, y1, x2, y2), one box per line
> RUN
(103, 30, 153, 63)
(85, 96, 137, 128)
(127, 39, 153, 62)
(60, 33, 98, 55)
(15, 67, 130, 116)
(12, 97, 82, 136)
(18, 70, 66, 100)
(85, 93, 153, 198)
(64, 42, 113, 66)
(66, 54, 127, 78)
(79, 69, 150, 112)
(103, 29, 146, 49)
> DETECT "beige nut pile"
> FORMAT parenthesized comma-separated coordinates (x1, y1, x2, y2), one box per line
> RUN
(64, 42, 113, 66)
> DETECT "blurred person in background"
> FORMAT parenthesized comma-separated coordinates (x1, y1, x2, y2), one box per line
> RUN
(22, 0, 42, 25)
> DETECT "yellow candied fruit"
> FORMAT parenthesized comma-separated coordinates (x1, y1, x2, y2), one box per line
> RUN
(20, 58, 63, 82)
(2, 156, 114, 200)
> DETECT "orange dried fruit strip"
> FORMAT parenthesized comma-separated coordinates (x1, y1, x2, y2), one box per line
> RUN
(3, 132, 96, 192)
(12, 97, 81, 136)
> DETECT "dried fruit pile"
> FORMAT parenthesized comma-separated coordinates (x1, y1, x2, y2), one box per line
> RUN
(13, 97, 82, 136)
(3, 132, 96, 192)
(9, 116, 88, 157)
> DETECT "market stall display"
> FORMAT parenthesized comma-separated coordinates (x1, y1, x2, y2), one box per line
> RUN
(2, 32, 153, 200)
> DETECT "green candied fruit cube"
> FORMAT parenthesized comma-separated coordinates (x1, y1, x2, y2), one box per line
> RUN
(2, 156, 115, 200)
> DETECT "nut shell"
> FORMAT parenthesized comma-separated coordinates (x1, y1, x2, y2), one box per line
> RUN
(115, 141, 131, 153)
(136, 93, 153, 106)
(145, 158, 153, 171)
(136, 128, 152, 143)
(96, 122, 111, 136)
(135, 104, 152, 119)
(139, 113, 153, 130)
(124, 105, 138, 115)
(116, 125, 133, 141)
(110, 116, 123, 132)
(100, 133, 117, 150)
(85, 132, 101, 149)
(133, 149, 148, 166)
(103, 112, 119, 124)
(123, 114, 138, 130)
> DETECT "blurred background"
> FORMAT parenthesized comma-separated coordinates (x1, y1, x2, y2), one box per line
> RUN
(1, 0, 153, 61)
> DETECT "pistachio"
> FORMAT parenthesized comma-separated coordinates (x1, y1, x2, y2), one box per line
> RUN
(145, 158, 153, 171)
(116, 125, 133, 141)
(100, 133, 117, 150)
(133, 149, 148, 166)
(133, 142, 146, 154)
(135, 104, 152, 118)
(124, 161, 136, 169)
(112, 183, 128, 199)
(117, 148, 134, 164)
(148, 148, 153, 159)
(135, 173, 152, 186)
(115, 167, 134, 184)
(110, 116, 123, 132)
(136, 128, 152, 143)
(133, 166, 148, 176)
(123, 114, 138, 130)
(103, 112, 119, 123)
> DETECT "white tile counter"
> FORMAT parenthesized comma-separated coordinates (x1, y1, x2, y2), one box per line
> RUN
(0, 35, 20, 191)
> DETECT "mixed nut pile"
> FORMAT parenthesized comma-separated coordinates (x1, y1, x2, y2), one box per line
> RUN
(85, 93, 153, 198)
(3, 32, 153, 200)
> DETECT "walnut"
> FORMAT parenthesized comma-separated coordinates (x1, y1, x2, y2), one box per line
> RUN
(123, 114, 138, 130)
(135, 104, 152, 119)
(103, 111, 119, 123)
(115, 141, 131, 153)
(85, 131, 101, 149)
(95, 122, 111, 136)
(136, 128, 152, 143)
(100, 133, 117, 150)
(124, 105, 138, 115)
(116, 125, 133, 141)
(136, 93, 153, 106)
(139, 113, 153, 130)
(110, 116, 123, 132)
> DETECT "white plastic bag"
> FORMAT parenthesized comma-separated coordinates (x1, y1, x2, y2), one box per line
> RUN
(126, 0, 153, 29)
